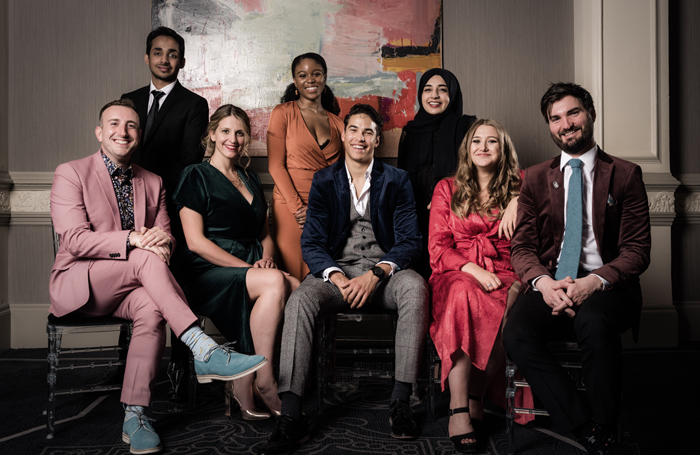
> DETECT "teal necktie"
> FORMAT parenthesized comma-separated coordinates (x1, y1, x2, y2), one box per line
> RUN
(555, 158, 583, 280)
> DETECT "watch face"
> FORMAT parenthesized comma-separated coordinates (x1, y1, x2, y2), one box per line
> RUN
(373, 266, 385, 278)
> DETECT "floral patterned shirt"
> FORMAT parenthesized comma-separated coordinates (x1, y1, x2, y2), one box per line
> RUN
(101, 151, 134, 252)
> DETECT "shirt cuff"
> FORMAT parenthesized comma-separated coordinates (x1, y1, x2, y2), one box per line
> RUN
(323, 267, 344, 282)
(531, 274, 549, 292)
(126, 229, 134, 256)
(589, 273, 610, 291)
(377, 261, 398, 277)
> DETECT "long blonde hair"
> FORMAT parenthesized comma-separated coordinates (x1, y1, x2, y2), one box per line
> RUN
(202, 104, 252, 173)
(451, 119, 520, 219)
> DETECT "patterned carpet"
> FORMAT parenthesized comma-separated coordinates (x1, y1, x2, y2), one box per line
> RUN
(1, 348, 695, 455)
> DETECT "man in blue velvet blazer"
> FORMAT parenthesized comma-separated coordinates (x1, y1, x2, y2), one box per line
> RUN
(259, 105, 429, 455)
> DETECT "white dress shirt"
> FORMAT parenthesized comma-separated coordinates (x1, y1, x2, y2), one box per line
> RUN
(533, 144, 609, 289)
(147, 80, 177, 112)
(322, 159, 398, 281)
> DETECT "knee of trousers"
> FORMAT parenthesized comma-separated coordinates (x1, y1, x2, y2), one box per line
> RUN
(573, 312, 619, 353)
(128, 295, 167, 335)
(502, 318, 528, 358)
(130, 248, 170, 276)
(284, 286, 322, 323)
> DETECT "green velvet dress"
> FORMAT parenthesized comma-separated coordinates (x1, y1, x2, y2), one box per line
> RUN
(171, 161, 267, 353)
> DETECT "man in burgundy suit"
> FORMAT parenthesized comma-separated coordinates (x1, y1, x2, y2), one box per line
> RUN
(503, 83, 651, 455)
(50, 99, 266, 454)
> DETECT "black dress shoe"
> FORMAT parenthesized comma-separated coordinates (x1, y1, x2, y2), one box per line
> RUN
(577, 424, 623, 455)
(389, 400, 419, 440)
(257, 414, 310, 455)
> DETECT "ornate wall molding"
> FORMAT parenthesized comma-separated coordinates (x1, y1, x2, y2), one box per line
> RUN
(10, 190, 50, 212)
(674, 173, 700, 224)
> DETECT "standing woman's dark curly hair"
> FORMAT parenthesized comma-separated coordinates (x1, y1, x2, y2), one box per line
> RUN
(281, 53, 340, 115)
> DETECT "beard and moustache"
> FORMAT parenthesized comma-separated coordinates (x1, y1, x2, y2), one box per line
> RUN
(550, 113, 595, 155)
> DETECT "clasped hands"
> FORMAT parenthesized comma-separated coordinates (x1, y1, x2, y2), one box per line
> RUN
(129, 226, 171, 264)
(536, 275, 603, 317)
(330, 268, 385, 309)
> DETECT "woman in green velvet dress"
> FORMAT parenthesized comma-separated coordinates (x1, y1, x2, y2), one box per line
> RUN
(172, 105, 299, 420)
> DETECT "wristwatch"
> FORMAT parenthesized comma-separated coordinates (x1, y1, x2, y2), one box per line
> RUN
(371, 266, 386, 280)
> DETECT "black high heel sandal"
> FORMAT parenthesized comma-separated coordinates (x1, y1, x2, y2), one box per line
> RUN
(468, 394, 484, 433)
(448, 407, 480, 454)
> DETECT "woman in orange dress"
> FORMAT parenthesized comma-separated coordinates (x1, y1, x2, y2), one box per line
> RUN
(267, 53, 344, 281)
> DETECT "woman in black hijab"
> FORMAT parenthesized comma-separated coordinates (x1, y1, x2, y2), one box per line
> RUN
(398, 68, 476, 279)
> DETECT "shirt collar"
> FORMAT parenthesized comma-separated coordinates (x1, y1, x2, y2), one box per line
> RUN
(345, 158, 374, 183)
(101, 150, 133, 178)
(560, 143, 597, 171)
(149, 80, 177, 96)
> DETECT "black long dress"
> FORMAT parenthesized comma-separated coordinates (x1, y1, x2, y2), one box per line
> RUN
(171, 161, 267, 353)
(398, 68, 476, 279)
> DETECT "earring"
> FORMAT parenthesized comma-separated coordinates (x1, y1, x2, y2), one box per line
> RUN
(295, 89, 298, 96)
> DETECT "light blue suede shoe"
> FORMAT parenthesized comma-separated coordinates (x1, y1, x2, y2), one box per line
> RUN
(122, 411, 162, 454)
(194, 343, 267, 383)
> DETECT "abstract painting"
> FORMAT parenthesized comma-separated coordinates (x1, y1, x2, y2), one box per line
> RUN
(153, 0, 442, 156)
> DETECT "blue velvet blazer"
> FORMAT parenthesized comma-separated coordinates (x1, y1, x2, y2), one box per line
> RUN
(301, 158, 422, 278)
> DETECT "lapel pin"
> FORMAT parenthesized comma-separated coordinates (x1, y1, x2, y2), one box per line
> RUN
(553, 181, 559, 189)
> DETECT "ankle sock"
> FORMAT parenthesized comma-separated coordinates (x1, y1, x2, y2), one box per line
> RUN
(124, 405, 145, 422)
(390, 380, 412, 403)
(180, 326, 217, 361)
(280, 392, 303, 420)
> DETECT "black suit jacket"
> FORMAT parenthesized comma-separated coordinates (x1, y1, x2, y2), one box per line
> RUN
(121, 81, 209, 197)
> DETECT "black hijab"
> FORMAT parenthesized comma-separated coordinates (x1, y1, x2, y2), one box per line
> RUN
(398, 68, 471, 181)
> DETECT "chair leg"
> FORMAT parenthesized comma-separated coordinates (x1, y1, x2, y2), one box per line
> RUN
(188, 352, 197, 410)
(506, 356, 517, 455)
(427, 336, 435, 422)
(46, 328, 61, 439)
(316, 316, 326, 415)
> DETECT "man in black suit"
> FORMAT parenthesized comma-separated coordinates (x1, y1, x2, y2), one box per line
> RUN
(119, 26, 209, 401)
(121, 26, 209, 208)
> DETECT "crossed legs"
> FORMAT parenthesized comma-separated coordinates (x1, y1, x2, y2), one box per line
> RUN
(76, 249, 199, 405)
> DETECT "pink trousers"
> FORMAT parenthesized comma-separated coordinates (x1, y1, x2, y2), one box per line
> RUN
(75, 249, 198, 406)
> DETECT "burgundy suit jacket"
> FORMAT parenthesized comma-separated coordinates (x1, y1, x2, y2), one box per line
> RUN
(49, 151, 173, 317)
(511, 149, 651, 339)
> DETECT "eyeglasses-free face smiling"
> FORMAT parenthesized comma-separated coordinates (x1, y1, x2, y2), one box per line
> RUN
(210, 116, 247, 161)
(547, 95, 596, 156)
(421, 74, 450, 115)
(342, 114, 380, 165)
(293, 58, 326, 101)
(469, 125, 501, 173)
(95, 106, 140, 168)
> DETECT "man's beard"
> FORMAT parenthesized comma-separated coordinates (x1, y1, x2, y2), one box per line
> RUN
(551, 120, 594, 155)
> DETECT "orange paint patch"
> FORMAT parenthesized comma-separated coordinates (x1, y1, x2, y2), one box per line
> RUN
(382, 54, 442, 73)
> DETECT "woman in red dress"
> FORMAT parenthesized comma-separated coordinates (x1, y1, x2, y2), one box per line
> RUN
(429, 119, 524, 453)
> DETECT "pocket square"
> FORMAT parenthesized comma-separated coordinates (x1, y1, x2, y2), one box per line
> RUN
(607, 194, 616, 206)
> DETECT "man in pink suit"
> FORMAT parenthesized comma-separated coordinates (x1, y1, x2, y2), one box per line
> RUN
(49, 99, 267, 454)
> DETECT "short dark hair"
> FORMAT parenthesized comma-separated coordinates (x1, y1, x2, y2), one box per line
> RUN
(344, 104, 384, 141)
(146, 26, 185, 61)
(99, 99, 138, 124)
(540, 82, 595, 123)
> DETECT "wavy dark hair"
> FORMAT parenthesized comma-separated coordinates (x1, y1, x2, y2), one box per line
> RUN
(201, 104, 252, 174)
(540, 82, 595, 123)
(451, 119, 520, 220)
(281, 52, 340, 115)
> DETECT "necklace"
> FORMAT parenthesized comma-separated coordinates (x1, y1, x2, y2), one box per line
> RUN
(296, 100, 320, 114)
(210, 161, 243, 188)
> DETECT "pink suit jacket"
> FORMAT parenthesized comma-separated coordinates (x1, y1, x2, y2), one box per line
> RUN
(49, 151, 174, 317)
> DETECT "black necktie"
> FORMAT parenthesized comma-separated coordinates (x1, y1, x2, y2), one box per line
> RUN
(143, 90, 164, 141)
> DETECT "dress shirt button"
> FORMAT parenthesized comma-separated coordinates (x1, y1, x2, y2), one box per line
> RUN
(362, 236, 366, 239)
(361, 228, 365, 232)
(361, 247, 365, 250)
